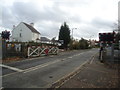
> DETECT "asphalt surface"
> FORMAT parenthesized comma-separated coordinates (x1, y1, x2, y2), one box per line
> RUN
(1, 48, 98, 88)
(59, 53, 119, 88)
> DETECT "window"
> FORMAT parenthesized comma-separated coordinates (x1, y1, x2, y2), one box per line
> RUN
(20, 33, 22, 37)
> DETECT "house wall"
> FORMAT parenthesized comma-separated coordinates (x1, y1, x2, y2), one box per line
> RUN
(32, 33, 40, 41)
(12, 22, 40, 42)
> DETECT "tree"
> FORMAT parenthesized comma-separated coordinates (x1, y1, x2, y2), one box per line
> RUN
(58, 22, 70, 49)
(79, 38, 89, 49)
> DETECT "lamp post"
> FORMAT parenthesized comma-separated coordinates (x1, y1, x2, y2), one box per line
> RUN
(71, 28, 77, 39)
(89, 35, 94, 47)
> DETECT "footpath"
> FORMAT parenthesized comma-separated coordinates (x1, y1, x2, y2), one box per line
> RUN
(52, 53, 119, 88)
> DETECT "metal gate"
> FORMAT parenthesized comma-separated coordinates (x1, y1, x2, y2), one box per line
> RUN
(27, 46, 59, 57)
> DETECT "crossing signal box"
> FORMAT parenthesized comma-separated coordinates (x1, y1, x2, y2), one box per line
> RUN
(99, 32, 115, 43)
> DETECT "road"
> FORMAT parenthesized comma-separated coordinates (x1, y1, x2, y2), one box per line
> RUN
(1, 48, 98, 88)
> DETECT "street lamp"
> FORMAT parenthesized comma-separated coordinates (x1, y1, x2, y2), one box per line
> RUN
(89, 35, 94, 47)
(71, 28, 77, 39)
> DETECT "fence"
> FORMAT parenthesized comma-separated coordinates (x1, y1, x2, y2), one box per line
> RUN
(4, 42, 27, 58)
(2, 40, 59, 59)
(27, 46, 59, 57)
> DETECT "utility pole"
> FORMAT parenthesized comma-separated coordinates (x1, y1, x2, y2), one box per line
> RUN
(0, 37, 2, 60)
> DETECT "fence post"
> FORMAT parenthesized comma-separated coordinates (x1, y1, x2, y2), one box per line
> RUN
(2, 39, 6, 60)
(27, 47, 30, 57)
(111, 43, 114, 62)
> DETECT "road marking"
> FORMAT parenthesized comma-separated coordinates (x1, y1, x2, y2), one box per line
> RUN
(0, 72, 19, 78)
(51, 59, 90, 88)
(68, 57, 73, 59)
(0, 64, 23, 72)
(23, 52, 83, 73)
(50, 55, 54, 57)
(89, 56, 94, 64)
(51, 53, 97, 88)
(24, 52, 85, 73)
(0, 87, 4, 90)
(23, 60, 60, 73)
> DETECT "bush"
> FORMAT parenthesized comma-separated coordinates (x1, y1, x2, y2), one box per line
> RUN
(69, 38, 89, 50)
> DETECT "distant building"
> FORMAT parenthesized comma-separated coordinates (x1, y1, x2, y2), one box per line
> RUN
(40, 37, 52, 44)
(12, 22, 40, 42)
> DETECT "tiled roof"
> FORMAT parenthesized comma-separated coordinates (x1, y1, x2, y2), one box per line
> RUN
(23, 22, 40, 34)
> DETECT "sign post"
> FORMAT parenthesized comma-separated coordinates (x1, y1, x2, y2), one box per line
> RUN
(99, 32, 115, 62)
(0, 37, 2, 60)
(0, 37, 2, 89)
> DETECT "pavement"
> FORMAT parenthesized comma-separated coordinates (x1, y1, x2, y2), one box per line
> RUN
(51, 53, 119, 88)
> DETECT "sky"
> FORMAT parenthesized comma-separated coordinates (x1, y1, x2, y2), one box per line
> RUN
(0, 0, 119, 40)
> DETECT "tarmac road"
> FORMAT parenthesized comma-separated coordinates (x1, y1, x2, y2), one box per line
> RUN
(1, 48, 98, 88)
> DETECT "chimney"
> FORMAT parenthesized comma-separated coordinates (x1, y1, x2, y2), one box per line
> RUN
(13, 25, 15, 29)
(30, 23, 34, 27)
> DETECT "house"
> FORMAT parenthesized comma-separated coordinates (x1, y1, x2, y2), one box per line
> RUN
(12, 22, 40, 42)
(40, 37, 52, 44)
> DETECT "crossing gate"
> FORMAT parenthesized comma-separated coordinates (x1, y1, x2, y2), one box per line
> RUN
(27, 46, 59, 57)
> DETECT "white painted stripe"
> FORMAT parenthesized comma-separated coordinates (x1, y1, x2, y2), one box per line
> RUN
(89, 57, 94, 64)
(0, 72, 18, 77)
(23, 60, 60, 73)
(68, 57, 73, 58)
(0, 64, 23, 72)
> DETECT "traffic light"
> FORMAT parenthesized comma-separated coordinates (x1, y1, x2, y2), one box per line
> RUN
(1, 30, 10, 40)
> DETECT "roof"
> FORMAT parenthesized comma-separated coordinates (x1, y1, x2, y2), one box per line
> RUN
(23, 22, 40, 34)
(40, 37, 51, 41)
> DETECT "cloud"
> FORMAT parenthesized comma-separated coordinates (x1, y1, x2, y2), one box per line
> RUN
(1, 0, 118, 40)
(91, 17, 114, 29)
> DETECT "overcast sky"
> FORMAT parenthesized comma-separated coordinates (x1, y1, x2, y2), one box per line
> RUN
(0, 0, 119, 40)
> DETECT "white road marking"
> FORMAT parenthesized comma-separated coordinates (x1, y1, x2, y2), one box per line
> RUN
(73, 53, 84, 57)
(89, 56, 94, 64)
(1, 51, 90, 75)
(24, 52, 85, 73)
(23, 60, 60, 73)
(0, 87, 4, 90)
(52, 59, 90, 88)
(68, 57, 73, 59)
(0, 72, 19, 78)
(0, 64, 23, 72)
